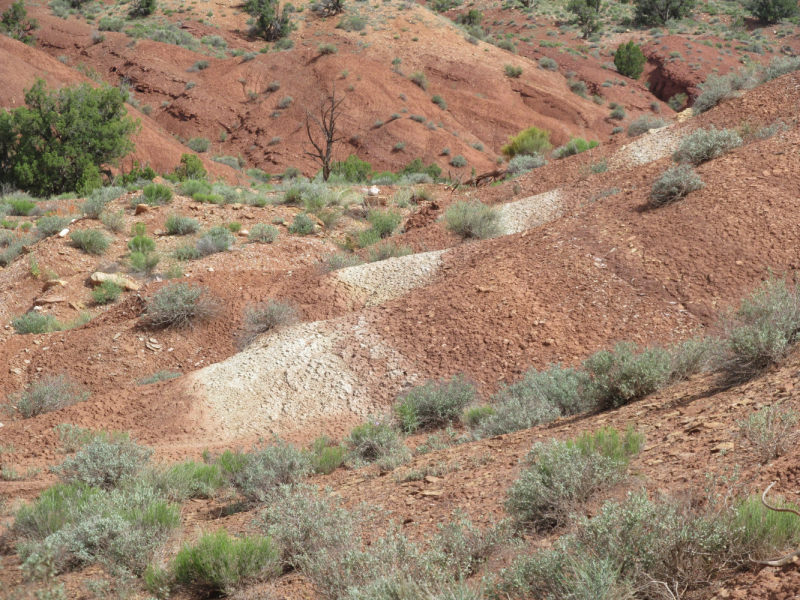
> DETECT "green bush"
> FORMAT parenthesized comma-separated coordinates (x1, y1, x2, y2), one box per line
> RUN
(357, 227, 382, 248)
(249, 223, 279, 243)
(609, 105, 626, 120)
(614, 40, 646, 79)
(746, 0, 797, 22)
(673, 126, 742, 165)
(633, 0, 695, 25)
(504, 64, 523, 78)
(432, 95, 447, 110)
(97, 16, 124, 30)
(165, 214, 200, 235)
(6, 197, 36, 215)
(320, 252, 364, 272)
(739, 404, 799, 464)
(444, 200, 502, 239)
(141, 183, 173, 205)
(0, 79, 137, 196)
(309, 437, 345, 474)
(129, 0, 155, 16)
(223, 440, 313, 504)
(244, 0, 292, 41)
(399, 157, 442, 180)
(92, 280, 122, 304)
(145, 282, 219, 328)
(582, 342, 672, 408)
(553, 137, 599, 158)
(172, 153, 207, 181)
(100, 209, 125, 232)
(70, 229, 110, 254)
(172, 531, 281, 594)
(506, 427, 643, 530)
(330, 155, 373, 182)
(8, 374, 89, 418)
(11, 311, 58, 334)
(129, 250, 160, 275)
(13, 482, 101, 541)
(174, 244, 202, 261)
(345, 417, 410, 470)
(501, 127, 552, 158)
(197, 226, 234, 255)
(462, 405, 495, 429)
(367, 209, 401, 237)
(716, 278, 800, 383)
(650, 164, 705, 207)
(627, 115, 668, 137)
(179, 178, 211, 198)
(128, 234, 156, 253)
(734, 493, 800, 560)
(35, 215, 71, 237)
(449, 155, 468, 168)
(241, 299, 299, 346)
(54, 436, 153, 489)
(288, 213, 315, 235)
(318, 42, 338, 55)
(0, 0, 39, 45)
(395, 375, 476, 433)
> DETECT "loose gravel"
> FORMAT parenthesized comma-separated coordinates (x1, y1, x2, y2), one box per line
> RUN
(608, 126, 681, 170)
(498, 190, 564, 235)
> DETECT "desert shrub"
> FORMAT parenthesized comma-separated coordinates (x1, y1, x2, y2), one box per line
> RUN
(92, 280, 122, 304)
(399, 157, 442, 180)
(367, 241, 412, 262)
(338, 14, 365, 31)
(462, 405, 495, 428)
(165, 214, 200, 235)
(256, 483, 360, 568)
(318, 42, 337, 55)
(241, 299, 298, 346)
(244, 0, 292, 41)
(11, 311, 58, 334)
(760, 56, 800, 83)
(345, 416, 410, 470)
(129, 0, 155, 16)
(633, 0, 695, 25)
(449, 155, 468, 168)
(248, 223, 279, 243)
(582, 342, 672, 408)
(715, 278, 800, 383)
(0, 80, 137, 196)
(186, 137, 210, 153)
(309, 437, 345, 475)
(0, 0, 39, 45)
(13, 481, 101, 540)
(223, 440, 313, 504)
(320, 252, 364, 272)
(614, 40, 646, 79)
(179, 179, 211, 198)
(692, 73, 745, 114)
(733, 493, 800, 560)
(395, 375, 476, 433)
(367, 209, 401, 237)
(197, 226, 234, 255)
(649, 164, 705, 207)
(156, 460, 225, 500)
(746, 0, 798, 22)
(141, 183, 173, 205)
(98, 16, 124, 30)
(507, 153, 547, 175)
(432, 95, 447, 110)
(553, 137, 598, 158)
(330, 155, 373, 183)
(174, 244, 201, 261)
(128, 234, 156, 253)
(444, 200, 502, 240)
(7, 374, 89, 419)
(36, 214, 73, 237)
(288, 213, 315, 235)
(538, 57, 558, 71)
(54, 436, 153, 489)
(669, 336, 715, 381)
(173, 154, 207, 181)
(137, 370, 181, 385)
(129, 250, 160, 275)
(145, 282, 219, 328)
(739, 404, 799, 464)
(668, 92, 688, 111)
(409, 71, 428, 90)
(100, 210, 125, 232)
(70, 229, 110, 255)
(506, 427, 643, 530)
(81, 186, 125, 218)
(501, 127, 552, 158)
(6, 197, 37, 215)
(569, 79, 587, 96)
(627, 115, 668, 137)
(172, 531, 280, 594)
(504, 64, 523, 78)
(673, 126, 742, 165)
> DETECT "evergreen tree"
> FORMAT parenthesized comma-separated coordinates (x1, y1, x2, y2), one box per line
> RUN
(0, 0, 38, 46)
(746, 0, 797, 22)
(614, 40, 647, 80)
(633, 0, 695, 25)
(245, 0, 292, 41)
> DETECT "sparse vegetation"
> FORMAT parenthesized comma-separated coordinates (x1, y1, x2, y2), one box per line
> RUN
(507, 153, 547, 175)
(553, 137, 599, 158)
(165, 214, 200, 235)
(739, 404, 799, 464)
(137, 370, 181, 385)
(539, 57, 558, 71)
(502, 126, 552, 158)
(70, 229, 110, 255)
(345, 416, 410, 470)
(288, 213, 315, 235)
(241, 299, 299, 346)
(7, 374, 89, 418)
(92, 280, 122, 304)
(141, 183, 173, 205)
(627, 115, 668, 137)
(673, 126, 742, 165)
(409, 71, 428, 90)
(249, 223, 279, 243)
(222, 440, 312, 504)
(504, 64, 523, 78)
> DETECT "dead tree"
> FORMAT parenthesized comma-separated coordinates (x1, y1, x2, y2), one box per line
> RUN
(750, 482, 800, 566)
(304, 83, 345, 182)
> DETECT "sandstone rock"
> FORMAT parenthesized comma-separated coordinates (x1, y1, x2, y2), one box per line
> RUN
(368, 186, 380, 197)
(43, 280, 67, 292)
(711, 442, 734, 453)
(135, 204, 151, 215)
(58, 228, 70, 238)
(90, 272, 140, 291)
(34, 296, 67, 306)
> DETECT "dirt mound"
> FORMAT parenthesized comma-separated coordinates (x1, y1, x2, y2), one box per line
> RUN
(0, 35, 239, 181)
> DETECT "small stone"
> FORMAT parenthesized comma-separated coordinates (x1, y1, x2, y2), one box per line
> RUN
(543, 338, 555, 346)
(135, 204, 150, 215)
(10, 368, 22, 375)
(424, 475, 441, 484)
(43, 280, 67, 292)
(90, 272, 140, 291)
(420, 490, 443, 497)
(368, 186, 380, 197)
(58, 228, 70, 238)
(239, 230, 249, 237)
(34, 296, 67, 305)
(711, 442, 734, 453)
(154, 230, 166, 236)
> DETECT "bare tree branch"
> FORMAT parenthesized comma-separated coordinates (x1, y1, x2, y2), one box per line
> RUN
(304, 81, 345, 181)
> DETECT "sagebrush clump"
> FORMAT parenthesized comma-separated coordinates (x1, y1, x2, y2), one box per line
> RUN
(7, 374, 89, 419)
(145, 282, 219, 328)
(445, 200, 502, 240)
(650, 165, 705, 207)
(395, 375, 476, 433)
